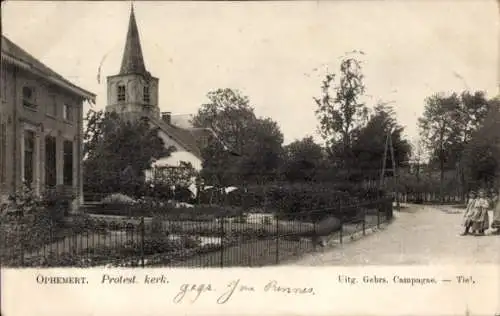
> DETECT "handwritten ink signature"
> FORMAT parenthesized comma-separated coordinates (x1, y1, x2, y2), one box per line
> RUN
(173, 283, 214, 304)
(217, 279, 255, 304)
(173, 279, 315, 304)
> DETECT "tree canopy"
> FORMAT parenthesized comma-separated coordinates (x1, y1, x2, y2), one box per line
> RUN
(282, 136, 325, 182)
(461, 99, 500, 189)
(314, 55, 368, 152)
(350, 103, 411, 180)
(418, 91, 493, 195)
(83, 110, 173, 196)
(192, 88, 284, 187)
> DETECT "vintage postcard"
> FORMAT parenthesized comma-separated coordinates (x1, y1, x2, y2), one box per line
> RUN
(0, 0, 499, 315)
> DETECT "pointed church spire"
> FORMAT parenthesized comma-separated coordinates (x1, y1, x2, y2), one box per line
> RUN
(120, 3, 147, 75)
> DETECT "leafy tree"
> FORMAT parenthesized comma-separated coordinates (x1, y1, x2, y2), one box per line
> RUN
(148, 161, 198, 201)
(456, 91, 491, 144)
(418, 91, 492, 199)
(192, 88, 256, 154)
(238, 117, 284, 184)
(453, 91, 491, 195)
(83, 110, 173, 197)
(192, 89, 284, 187)
(462, 99, 500, 190)
(418, 93, 461, 199)
(314, 54, 368, 157)
(282, 136, 325, 182)
(350, 103, 411, 181)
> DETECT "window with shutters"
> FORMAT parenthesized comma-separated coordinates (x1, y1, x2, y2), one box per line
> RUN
(24, 130, 35, 186)
(45, 136, 57, 187)
(143, 86, 150, 104)
(0, 122, 5, 184)
(63, 140, 73, 186)
(47, 95, 57, 117)
(1, 66, 6, 101)
(22, 86, 37, 110)
(63, 104, 73, 122)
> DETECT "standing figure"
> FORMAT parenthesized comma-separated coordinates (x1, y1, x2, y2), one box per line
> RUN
(469, 189, 490, 236)
(461, 190, 476, 236)
(491, 188, 500, 233)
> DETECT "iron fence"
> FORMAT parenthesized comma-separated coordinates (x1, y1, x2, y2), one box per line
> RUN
(399, 192, 466, 204)
(1, 198, 393, 268)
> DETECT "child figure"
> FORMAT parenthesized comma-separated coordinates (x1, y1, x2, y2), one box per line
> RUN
(461, 191, 476, 236)
(469, 189, 490, 236)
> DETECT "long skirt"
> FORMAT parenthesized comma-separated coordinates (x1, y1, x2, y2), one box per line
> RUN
(462, 206, 475, 227)
(470, 208, 489, 232)
(492, 207, 500, 229)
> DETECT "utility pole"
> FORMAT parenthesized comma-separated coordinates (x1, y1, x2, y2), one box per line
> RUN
(380, 130, 400, 211)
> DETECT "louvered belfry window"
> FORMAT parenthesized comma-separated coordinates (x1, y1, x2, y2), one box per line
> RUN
(117, 85, 126, 102)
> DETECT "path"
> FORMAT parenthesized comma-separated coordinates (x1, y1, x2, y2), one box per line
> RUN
(288, 204, 500, 265)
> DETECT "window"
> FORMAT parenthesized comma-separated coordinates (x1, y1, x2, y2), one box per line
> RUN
(45, 136, 57, 187)
(24, 130, 35, 186)
(198, 135, 209, 148)
(63, 104, 73, 121)
(22, 86, 36, 109)
(143, 86, 150, 104)
(47, 95, 57, 117)
(117, 85, 126, 102)
(1, 66, 6, 101)
(0, 122, 5, 184)
(63, 140, 73, 186)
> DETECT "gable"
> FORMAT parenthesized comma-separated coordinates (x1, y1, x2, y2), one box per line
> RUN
(1, 36, 95, 102)
(147, 114, 211, 160)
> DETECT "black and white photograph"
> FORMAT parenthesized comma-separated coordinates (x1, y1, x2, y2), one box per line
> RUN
(1, 0, 499, 273)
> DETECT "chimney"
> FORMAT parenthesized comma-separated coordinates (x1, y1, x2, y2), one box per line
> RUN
(161, 112, 171, 124)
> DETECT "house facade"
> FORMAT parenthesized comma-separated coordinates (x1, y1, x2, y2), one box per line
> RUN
(0, 36, 96, 208)
(105, 6, 210, 190)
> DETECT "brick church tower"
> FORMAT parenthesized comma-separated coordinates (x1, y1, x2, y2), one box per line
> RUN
(105, 4, 160, 121)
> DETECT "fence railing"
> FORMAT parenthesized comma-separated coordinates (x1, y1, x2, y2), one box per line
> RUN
(398, 192, 465, 204)
(1, 198, 393, 268)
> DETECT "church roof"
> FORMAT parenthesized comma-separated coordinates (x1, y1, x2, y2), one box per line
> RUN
(1, 36, 96, 102)
(148, 115, 211, 160)
(120, 5, 148, 76)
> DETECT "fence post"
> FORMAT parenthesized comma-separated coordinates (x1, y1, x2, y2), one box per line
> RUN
(19, 221, 26, 266)
(313, 215, 318, 250)
(339, 219, 343, 245)
(275, 214, 279, 264)
(388, 198, 393, 220)
(20, 233, 24, 266)
(140, 216, 145, 268)
(220, 217, 224, 268)
(377, 204, 380, 229)
(338, 202, 343, 244)
(362, 208, 366, 236)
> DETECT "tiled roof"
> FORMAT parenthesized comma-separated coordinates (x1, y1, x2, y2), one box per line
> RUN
(148, 115, 212, 160)
(1, 36, 95, 101)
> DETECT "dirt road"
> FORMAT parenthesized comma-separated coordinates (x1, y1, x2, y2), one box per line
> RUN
(288, 205, 499, 265)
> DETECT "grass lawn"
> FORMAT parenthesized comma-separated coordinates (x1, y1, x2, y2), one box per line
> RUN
(3, 209, 389, 267)
(164, 214, 386, 267)
(24, 230, 142, 259)
(164, 237, 315, 267)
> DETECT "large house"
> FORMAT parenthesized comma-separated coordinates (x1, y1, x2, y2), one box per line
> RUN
(0, 36, 96, 208)
(105, 6, 213, 191)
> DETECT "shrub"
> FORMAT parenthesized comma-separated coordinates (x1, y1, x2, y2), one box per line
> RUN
(180, 235, 202, 248)
(233, 214, 248, 224)
(101, 193, 136, 205)
(262, 216, 272, 225)
(42, 187, 75, 218)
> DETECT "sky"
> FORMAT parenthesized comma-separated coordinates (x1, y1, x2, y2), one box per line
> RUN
(2, 1, 499, 146)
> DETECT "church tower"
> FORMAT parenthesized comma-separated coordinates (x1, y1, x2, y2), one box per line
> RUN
(105, 5, 160, 120)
